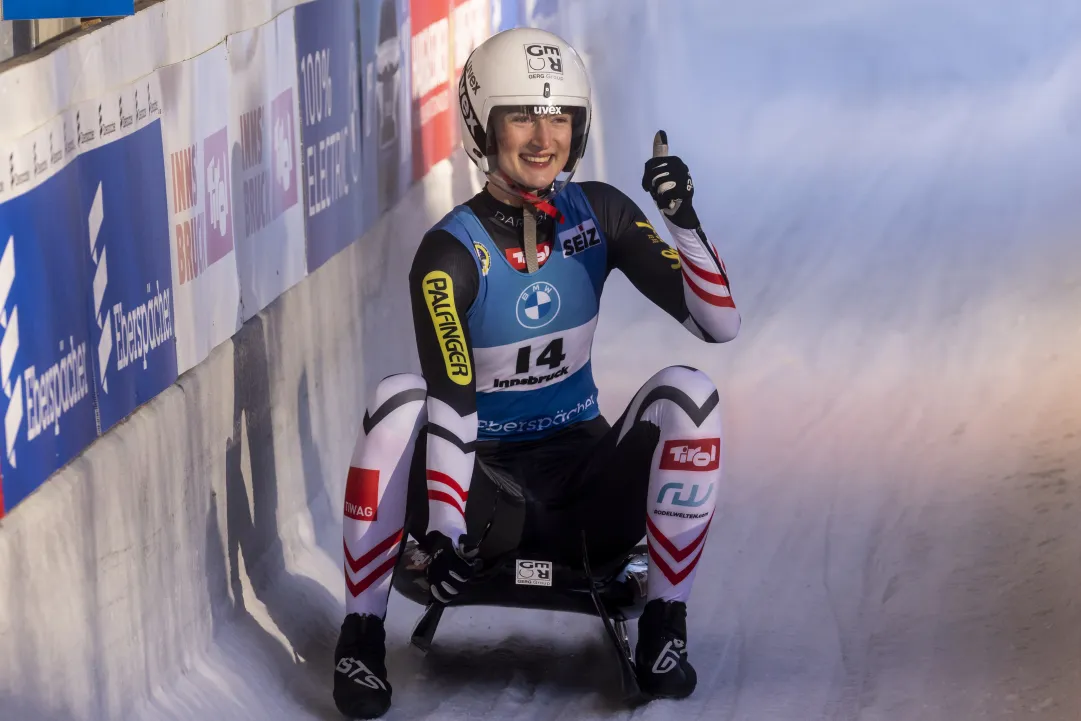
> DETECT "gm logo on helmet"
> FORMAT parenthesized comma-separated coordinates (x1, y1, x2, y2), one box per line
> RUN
(524, 43, 563, 76)
(516, 281, 560, 329)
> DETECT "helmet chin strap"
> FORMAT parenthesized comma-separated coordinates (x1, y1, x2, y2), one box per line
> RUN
(488, 170, 565, 274)
(488, 170, 564, 222)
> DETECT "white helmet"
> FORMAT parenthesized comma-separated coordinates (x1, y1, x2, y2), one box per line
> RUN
(458, 27, 592, 199)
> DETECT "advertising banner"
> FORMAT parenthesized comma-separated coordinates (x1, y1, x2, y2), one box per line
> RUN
(2, 109, 75, 202)
(409, 0, 452, 181)
(0, 155, 97, 514)
(450, 0, 490, 148)
(158, 43, 242, 374)
(228, 10, 308, 321)
(360, 0, 412, 219)
(79, 89, 178, 435)
(294, 0, 364, 273)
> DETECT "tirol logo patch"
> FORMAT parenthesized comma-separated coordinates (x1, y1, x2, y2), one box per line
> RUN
(515, 281, 560, 329)
(659, 438, 720, 472)
(344, 467, 379, 521)
(559, 219, 600, 258)
(505, 241, 551, 271)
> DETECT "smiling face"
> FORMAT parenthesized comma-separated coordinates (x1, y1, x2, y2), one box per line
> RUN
(491, 107, 574, 191)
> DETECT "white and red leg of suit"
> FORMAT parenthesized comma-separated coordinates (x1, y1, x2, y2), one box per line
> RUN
(341, 365, 723, 615)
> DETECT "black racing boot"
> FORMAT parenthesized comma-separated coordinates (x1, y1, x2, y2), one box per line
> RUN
(333, 613, 392, 719)
(634, 599, 698, 699)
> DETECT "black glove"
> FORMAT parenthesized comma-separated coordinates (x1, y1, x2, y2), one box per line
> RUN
(642, 150, 699, 230)
(423, 530, 480, 604)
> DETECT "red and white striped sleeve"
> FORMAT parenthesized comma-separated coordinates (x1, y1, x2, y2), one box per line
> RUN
(663, 217, 741, 342)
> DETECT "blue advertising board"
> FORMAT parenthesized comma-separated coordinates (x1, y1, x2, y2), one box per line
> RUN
(295, 0, 365, 272)
(2, 0, 133, 20)
(79, 121, 178, 434)
(0, 162, 99, 513)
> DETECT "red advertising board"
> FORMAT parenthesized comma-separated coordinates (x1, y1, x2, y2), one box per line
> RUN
(410, 0, 453, 180)
(450, 0, 490, 149)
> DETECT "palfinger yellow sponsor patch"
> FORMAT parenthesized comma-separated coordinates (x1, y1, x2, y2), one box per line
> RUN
(423, 270, 472, 385)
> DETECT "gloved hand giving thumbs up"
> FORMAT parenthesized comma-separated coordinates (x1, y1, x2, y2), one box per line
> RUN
(642, 130, 699, 229)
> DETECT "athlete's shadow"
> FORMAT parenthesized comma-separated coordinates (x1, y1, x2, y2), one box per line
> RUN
(217, 312, 342, 717)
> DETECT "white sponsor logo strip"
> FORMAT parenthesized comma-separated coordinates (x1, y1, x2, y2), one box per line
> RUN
(473, 316, 596, 393)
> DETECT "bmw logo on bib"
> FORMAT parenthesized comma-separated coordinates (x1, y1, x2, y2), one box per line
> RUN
(516, 281, 561, 329)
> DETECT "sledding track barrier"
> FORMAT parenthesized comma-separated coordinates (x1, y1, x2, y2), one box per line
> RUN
(0, 0, 610, 717)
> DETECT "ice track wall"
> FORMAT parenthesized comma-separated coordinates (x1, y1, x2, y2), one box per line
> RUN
(0, 156, 486, 720)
